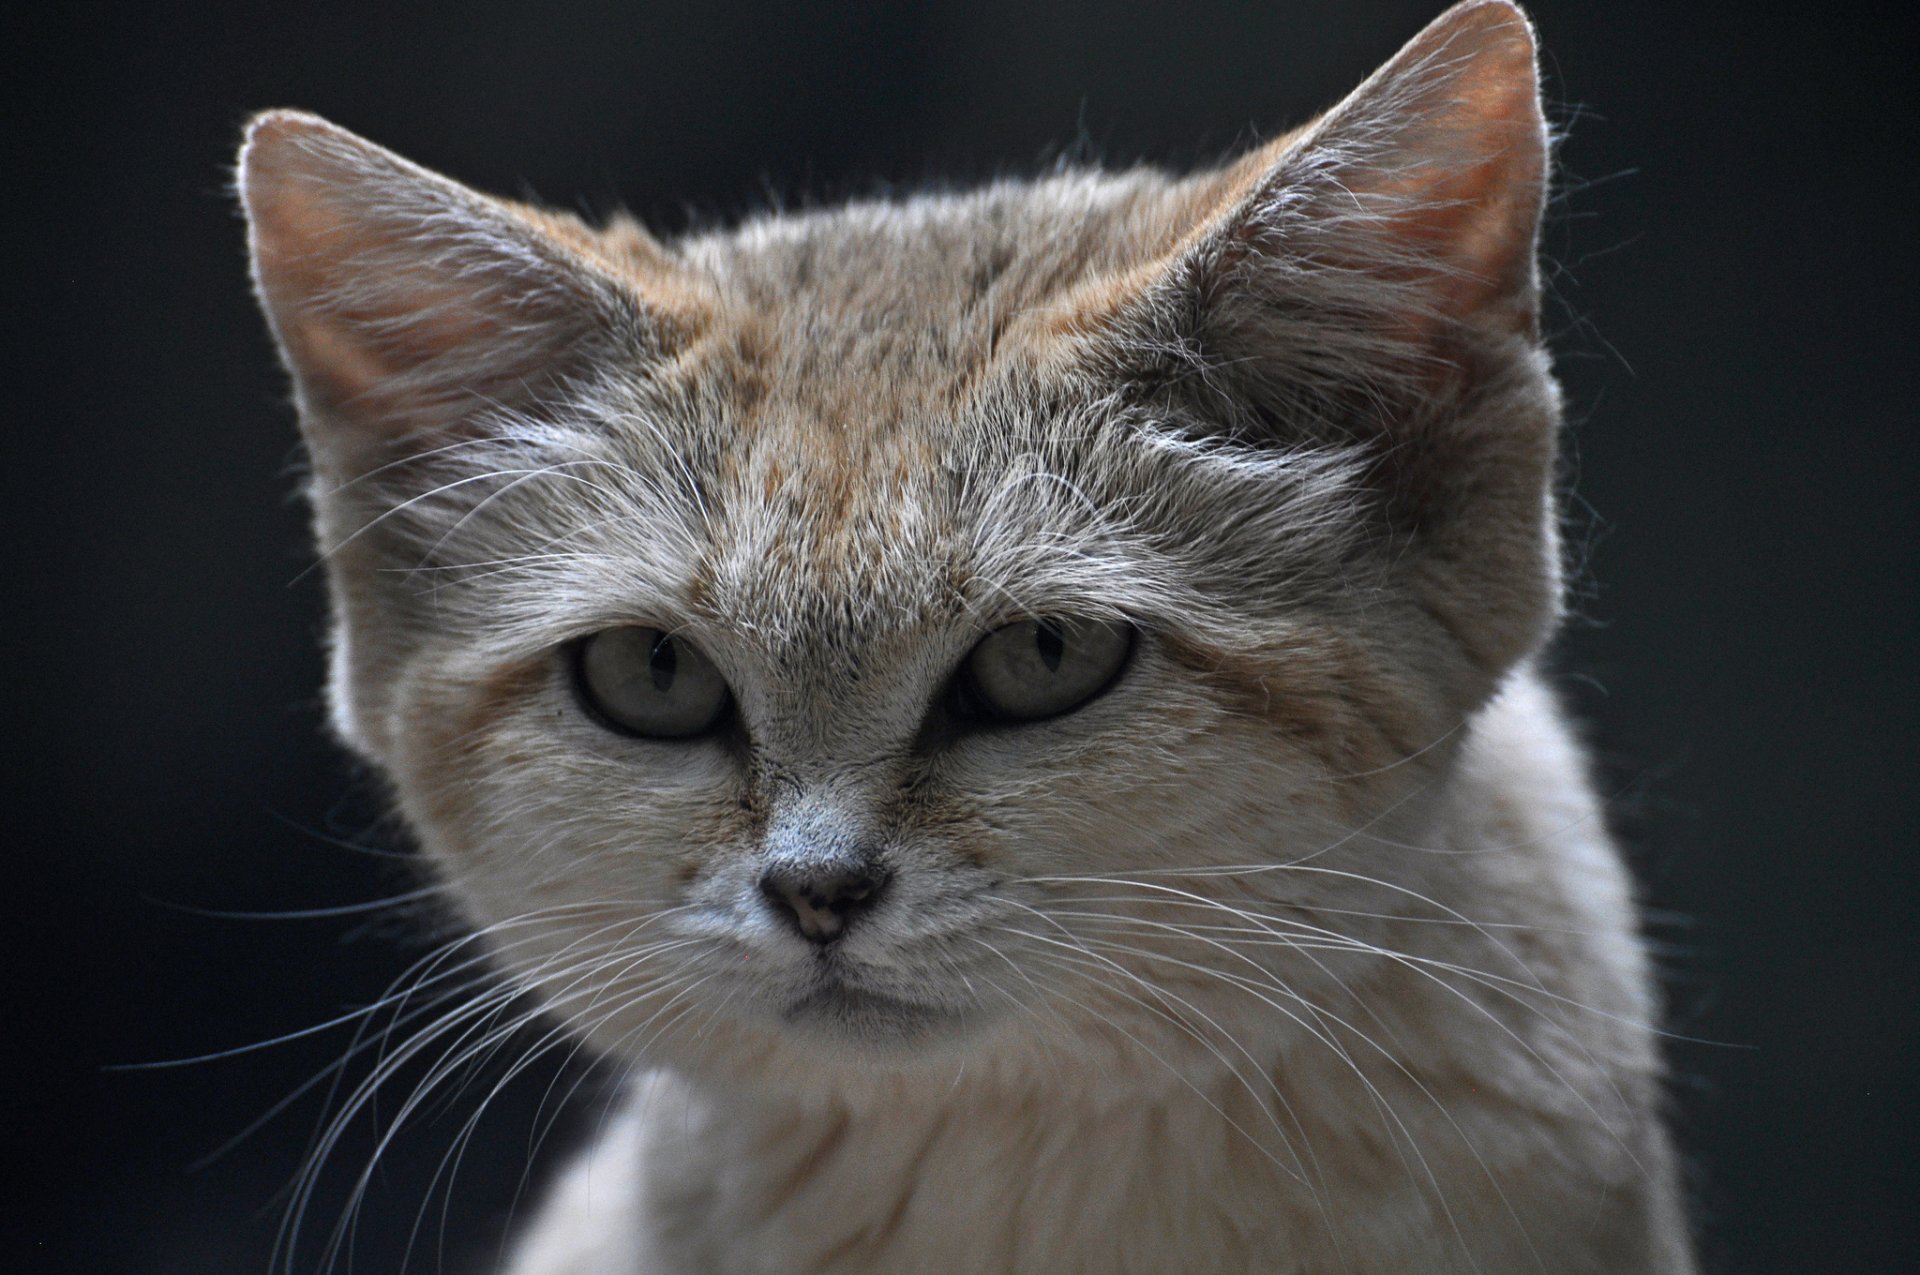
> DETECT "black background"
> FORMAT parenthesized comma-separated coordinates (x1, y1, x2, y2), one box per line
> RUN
(10, 2, 1915, 1272)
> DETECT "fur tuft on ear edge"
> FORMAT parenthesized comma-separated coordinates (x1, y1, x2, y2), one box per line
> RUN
(238, 109, 686, 481)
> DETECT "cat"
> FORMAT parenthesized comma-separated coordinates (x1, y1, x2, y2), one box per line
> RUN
(239, 2, 1695, 1270)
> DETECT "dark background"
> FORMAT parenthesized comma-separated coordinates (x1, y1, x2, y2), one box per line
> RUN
(10, 2, 1914, 1271)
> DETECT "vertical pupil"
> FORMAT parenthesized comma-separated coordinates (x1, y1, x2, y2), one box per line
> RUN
(648, 634, 678, 692)
(1035, 621, 1064, 673)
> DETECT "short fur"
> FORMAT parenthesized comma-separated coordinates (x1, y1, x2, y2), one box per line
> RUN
(240, 3, 1695, 1271)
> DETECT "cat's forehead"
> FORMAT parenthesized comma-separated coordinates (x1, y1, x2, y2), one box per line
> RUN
(675, 170, 1204, 389)
(628, 179, 1201, 645)
(679, 375, 1068, 666)
(558, 166, 1346, 674)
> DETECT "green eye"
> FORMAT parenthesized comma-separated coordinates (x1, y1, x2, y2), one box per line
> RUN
(958, 618, 1133, 723)
(573, 627, 731, 739)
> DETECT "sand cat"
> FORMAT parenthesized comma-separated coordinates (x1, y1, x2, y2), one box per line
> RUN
(241, 3, 1694, 1269)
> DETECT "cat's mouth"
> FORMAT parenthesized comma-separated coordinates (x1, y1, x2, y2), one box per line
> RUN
(779, 970, 959, 1045)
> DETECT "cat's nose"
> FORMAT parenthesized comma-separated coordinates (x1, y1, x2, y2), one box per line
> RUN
(759, 861, 889, 945)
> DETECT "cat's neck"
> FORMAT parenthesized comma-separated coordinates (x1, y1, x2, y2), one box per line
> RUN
(638, 1062, 1334, 1273)
(632, 1007, 1632, 1275)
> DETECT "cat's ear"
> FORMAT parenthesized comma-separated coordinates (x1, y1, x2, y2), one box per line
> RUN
(1088, 0, 1549, 418)
(239, 111, 688, 478)
(1081, 1, 1560, 691)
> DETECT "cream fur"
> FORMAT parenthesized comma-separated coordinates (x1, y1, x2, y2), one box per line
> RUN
(506, 684, 1690, 1275)
(240, 3, 1695, 1271)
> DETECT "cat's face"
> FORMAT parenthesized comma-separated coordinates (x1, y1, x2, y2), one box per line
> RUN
(243, 3, 1555, 1084)
(372, 355, 1446, 1073)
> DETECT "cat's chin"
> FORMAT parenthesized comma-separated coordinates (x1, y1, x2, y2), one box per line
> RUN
(779, 979, 952, 1044)
(772, 976, 985, 1056)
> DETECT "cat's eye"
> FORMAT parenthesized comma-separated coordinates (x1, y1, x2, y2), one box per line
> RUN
(956, 618, 1134, 724)
(573, 627, 731, 739)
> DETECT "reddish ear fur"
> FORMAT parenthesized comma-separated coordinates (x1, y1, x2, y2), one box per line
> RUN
(1282, 0, 1548, 342)
(1065, 1, 1560, 697)
(1079, 0, 1549, 410)
(240, 111, 680, 477)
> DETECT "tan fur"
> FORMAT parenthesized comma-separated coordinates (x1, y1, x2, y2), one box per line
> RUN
(241, 3, 1694, 1271)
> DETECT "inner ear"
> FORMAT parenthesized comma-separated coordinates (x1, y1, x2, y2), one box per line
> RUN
(1275, 0, 1550, 343)
(1068, 0, 1550, 417)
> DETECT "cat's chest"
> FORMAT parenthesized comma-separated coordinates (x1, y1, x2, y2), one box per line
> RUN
(621, 1066, 1534, 1275)
(640, 1094, 1299, 1274)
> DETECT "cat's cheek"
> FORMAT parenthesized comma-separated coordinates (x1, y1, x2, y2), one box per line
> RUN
(1158, 627, 1443, 777)
(377, 654, 540, 829)
(384, 651, 734, 906)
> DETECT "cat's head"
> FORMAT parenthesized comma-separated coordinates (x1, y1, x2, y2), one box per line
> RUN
(242, 1, 1559, 1085)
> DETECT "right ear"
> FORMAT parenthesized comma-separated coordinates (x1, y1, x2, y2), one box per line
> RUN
(238, 110, 689, 480)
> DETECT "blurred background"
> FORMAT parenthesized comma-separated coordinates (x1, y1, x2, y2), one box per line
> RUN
(9, 1, 1913, 1271)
